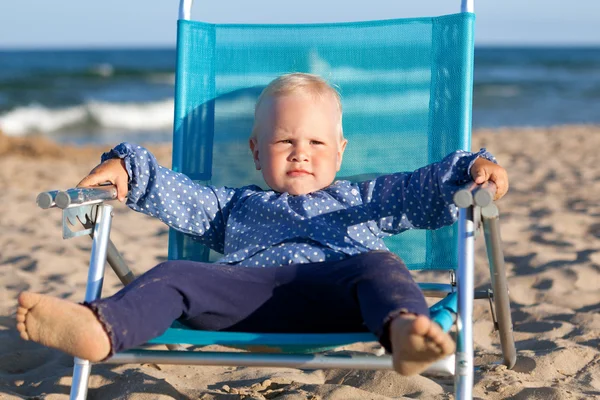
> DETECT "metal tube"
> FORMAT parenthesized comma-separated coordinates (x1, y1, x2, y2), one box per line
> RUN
(179, 0, 193, 20)
(473, 182, 497, 207)
(482, 205, 517, 369)
(69, 205, 113, 400)
(453, 188, 474, 209)
(55, 186, 117, 210)
(70, 359, 93, 400)
(419, 283, 454, 297)
(106, 239, 136, 285)
(481, 205, 500, 291)
(461, 0, 474, 13)
(455, 207, 475, 400)
(36, 190, 60, 209)
(105, 350, 455, 376)
(453, 182, 496, 208)
(418, 284, 490, 300)
(83, 205, 113, 302)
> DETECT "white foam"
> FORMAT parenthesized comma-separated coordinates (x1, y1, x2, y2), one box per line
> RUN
(0, 99, 175, 136)
(88, 99, 174, 130)
(0, 104, 87, 136)
(309, 50, 431, 84)
(344, 91, 430, 114)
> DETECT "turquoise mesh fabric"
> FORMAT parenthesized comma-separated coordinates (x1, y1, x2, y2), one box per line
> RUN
(169, 13, 475, 271)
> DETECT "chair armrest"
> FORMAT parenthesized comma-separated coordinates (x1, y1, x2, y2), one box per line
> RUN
(37, 185, 117, 209)
(453, 182, 497, 208)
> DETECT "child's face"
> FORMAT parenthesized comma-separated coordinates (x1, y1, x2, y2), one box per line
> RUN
(249, 92, 347, 195)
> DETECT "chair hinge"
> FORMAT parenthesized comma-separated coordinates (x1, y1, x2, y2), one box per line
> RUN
(62, 205, 98, 239)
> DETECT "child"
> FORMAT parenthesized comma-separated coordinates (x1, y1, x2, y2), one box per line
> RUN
(17, 73, 508, 376)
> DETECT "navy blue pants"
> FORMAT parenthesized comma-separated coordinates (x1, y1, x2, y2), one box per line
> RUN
(86, 250, 429, 356)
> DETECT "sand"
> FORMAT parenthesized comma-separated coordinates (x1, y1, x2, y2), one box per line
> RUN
(1, 126, 599, 399)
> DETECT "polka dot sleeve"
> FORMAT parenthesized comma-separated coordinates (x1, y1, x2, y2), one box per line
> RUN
(359, 148, 495, 234)
(101, 142, 237, 252)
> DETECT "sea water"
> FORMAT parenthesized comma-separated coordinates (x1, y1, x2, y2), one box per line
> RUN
(0, 47, 599, 145)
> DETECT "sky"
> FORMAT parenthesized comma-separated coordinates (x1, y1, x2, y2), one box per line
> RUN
(0, 0, 599, 49)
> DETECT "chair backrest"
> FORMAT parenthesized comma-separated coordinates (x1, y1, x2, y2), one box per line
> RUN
(168, 13, 475, 271)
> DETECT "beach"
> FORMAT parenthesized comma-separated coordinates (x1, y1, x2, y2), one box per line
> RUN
(1, 125, 599, 399)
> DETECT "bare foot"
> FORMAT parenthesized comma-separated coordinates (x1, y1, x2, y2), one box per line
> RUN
(16, 292, 111, 362)
(390, 314, 455, 376)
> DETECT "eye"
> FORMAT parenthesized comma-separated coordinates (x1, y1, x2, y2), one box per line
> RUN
(310, 140, 324, 145)
(278, 139, 292, 144)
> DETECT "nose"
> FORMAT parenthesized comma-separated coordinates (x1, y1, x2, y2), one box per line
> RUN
(289, 143, 309, 162)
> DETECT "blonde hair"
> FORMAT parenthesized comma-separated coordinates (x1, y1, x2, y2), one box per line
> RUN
(251, 73, 343, 140)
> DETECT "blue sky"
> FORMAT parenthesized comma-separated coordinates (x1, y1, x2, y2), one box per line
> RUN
(1, 0, 599, 48)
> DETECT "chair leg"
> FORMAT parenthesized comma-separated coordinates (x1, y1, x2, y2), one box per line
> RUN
(70, 358, 93, 400)
(482, 205, 517, 368)
(106, 238, 136, 285)
(68, 204, 114, 400)
(455, 207, 476, 400)
(492, 271, 517, 368)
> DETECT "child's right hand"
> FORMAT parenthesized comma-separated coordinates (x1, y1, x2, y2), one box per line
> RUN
(77, 158, 129, 202)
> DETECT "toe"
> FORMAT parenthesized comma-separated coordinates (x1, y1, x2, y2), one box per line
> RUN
(17, 322, 29, 340)
(425, 341, 443, 354)
(16, 313, 26, 323)
(443, 339, 456, 354)
(430, 330, 447, 346)
(424, 321, 455, 355)
(17, 292, 40, 309)
(412, 315, 432, 335)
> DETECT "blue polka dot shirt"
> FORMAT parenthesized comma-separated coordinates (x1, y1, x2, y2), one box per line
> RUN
(103, 143, 495, 267)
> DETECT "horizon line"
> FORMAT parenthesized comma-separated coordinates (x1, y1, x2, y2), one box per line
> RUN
(1, 43, 600, 52)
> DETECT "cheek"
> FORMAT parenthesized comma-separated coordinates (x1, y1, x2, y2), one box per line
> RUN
(315, 151, 339, 174)
(264, 153, 285, 173)
(329, 149, 341, 166)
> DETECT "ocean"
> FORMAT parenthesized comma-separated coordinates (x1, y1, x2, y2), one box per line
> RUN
(0, 47, 599, 145)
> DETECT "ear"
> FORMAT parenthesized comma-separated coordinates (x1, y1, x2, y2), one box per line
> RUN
(249, 137, 261, 170)
(336, 139, 348, 171)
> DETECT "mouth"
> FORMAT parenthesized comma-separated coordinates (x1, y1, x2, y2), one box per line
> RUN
(286, 169, 312, 177)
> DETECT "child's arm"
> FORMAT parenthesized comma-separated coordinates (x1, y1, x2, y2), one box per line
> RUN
(358, 148, 508, 234)
(77, 142, 238, 253)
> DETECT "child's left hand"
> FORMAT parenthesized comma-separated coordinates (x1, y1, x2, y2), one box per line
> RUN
(470, 158, 509, 200)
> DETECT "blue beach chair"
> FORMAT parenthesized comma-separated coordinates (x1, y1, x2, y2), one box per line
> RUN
(36, 0, 516, 398)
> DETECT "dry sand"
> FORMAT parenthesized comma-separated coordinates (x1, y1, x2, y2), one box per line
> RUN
(1, 126, 599, 399)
